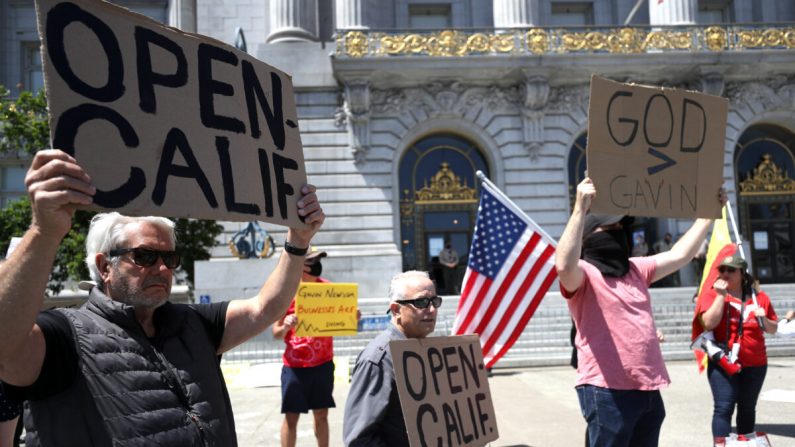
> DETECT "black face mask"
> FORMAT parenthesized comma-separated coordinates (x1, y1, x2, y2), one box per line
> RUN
(582, 229, 630, 277)
(308, 261, 323, 277)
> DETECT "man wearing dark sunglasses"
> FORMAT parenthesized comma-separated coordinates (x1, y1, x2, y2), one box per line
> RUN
(0, 149, 325, 446)
(343, 271, 439, 446)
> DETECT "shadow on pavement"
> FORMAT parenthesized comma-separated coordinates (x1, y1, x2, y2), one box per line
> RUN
(755, 423, 795, 438)
(488, 370, 521, 377)
(767, 362, 794, 368)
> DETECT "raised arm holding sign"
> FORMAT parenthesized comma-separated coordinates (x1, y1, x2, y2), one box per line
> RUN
(555, 75, 729, 447)
(555, 175, 726, 446)
(0, 0, 325, 444)
(0, 148, 324, 444)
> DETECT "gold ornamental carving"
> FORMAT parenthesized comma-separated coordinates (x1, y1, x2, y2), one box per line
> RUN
(739, 154, 795, 195)
(606, 28, 642, 53)
(643, 30, 692, 50)
(415, 163, 477, 203)
(525, 29, 549, 54)
(378, 30, 515, 57)
(336, 24, 795, 58)
(343, 31, 368, 57)
(428, 30, 467, 56)
(704, 26, 727, 51)
(735, 28, 795, 49)
(554, 28, 695, 53)
(560, 30, 606, 52)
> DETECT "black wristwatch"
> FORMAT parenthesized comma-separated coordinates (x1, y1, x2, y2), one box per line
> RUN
(283, 241, 308, 256)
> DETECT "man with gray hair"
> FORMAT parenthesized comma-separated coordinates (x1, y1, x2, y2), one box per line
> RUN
(342, 270, 441, 446)
(0, 150, 325, 446)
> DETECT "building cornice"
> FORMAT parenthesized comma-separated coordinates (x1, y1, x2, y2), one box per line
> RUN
(335, 24, 795, 58)
(332, 24, 795, 88)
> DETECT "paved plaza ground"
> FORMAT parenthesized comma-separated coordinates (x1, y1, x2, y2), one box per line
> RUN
(225, 357, 795, 447)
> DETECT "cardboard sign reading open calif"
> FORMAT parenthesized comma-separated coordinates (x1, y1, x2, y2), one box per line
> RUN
(34, 0, 307, 225)
(587, 75, 727, 219)
(390, 335, 499, 447)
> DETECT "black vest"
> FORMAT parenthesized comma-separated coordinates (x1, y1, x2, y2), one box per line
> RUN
(24, 289, 236, 446)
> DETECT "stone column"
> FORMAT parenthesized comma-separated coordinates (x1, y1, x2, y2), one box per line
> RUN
(266, 0, 318, 43)
(493, 0, 540, 28)
(335, 0, 367, 30)
(168, 0, 196, 33)
(649, 0, 697, 26)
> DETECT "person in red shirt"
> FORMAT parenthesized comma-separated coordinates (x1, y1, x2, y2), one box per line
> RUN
(695, 252, 779, 445)
(272, 250, 334, 447)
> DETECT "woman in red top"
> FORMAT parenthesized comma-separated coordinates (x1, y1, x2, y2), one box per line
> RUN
(697, 253, 778, 445)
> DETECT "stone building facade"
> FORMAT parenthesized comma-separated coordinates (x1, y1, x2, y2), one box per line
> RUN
(2, 0, 795, 300)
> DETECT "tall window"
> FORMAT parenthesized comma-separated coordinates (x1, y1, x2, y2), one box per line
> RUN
(409, 4, 452, 28)
(116, 0, 169, 23)
(550, 2, 594, 26)
(22, 43, 44, 92)
(698, 0, 734, 24)
(0, 164, 27, 208)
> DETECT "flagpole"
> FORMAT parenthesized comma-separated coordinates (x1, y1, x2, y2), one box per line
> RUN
(475, 170, 557, 245)
(724, 199, 745, 259)
(724, 199, 764, 325)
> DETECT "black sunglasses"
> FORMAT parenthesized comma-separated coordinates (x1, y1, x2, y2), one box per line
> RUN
(396, 296, 443, 309)
(718, 266, 737, 274)
(109, 247, 181, 269)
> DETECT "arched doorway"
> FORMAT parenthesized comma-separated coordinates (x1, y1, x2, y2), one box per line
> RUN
(736, 124, 795, 283)
(398, 133, 490, 293)
(566, 133, 588, 210)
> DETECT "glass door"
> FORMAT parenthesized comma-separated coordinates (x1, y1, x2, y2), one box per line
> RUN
(748, 202, 795, 283)
(421, 210, 472, 294)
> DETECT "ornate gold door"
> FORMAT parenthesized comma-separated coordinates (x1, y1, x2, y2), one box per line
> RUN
(738, 154, 795, 283)
(398, 134, 489, 293)
(736, 124, 795, 284)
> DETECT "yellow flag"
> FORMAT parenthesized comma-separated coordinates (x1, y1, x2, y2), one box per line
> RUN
(697, 206, 732, 294)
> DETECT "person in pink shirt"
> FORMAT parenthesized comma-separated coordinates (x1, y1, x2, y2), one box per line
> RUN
(555, 177, 726, 447)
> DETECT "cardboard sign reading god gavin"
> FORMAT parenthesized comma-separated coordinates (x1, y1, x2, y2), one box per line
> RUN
(294, 283, 358, 337)
(390, 335, 499, 447)
(587, 75, 727, 219)
(34, 0, 307, 225)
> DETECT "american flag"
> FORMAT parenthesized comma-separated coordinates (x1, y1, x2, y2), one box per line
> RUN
(452, 176, 558, 368)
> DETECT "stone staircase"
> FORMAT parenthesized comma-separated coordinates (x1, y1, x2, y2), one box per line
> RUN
(223, 284, 795, 368)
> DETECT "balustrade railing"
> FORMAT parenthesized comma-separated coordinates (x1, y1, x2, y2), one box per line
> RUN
(335, 24, 795, 58)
